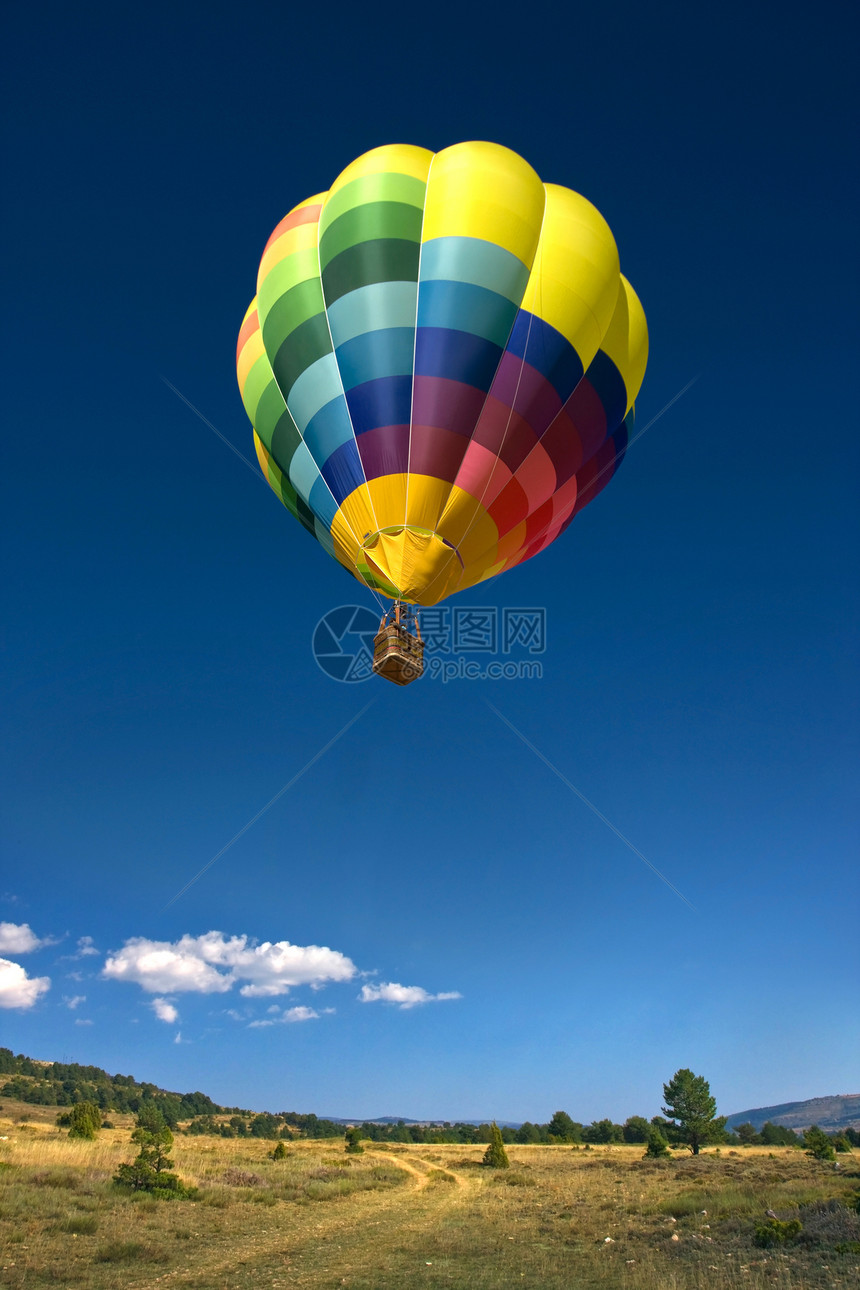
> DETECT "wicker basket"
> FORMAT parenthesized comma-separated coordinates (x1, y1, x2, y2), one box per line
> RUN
(372, 624, 425, 686)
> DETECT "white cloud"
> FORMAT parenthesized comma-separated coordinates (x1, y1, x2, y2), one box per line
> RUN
(75, 1018, 93, 1026)
(248, 1004, 322, 1027)
(358, 982, 462, 1010)
(74, 936, 99, 958)
(151, 998, 179, 1025)
(0, 922, 45, 954)
(103, 932, 356, 998)
(104, 937, 230, 994)
(0, 958, 51, 1009)
(63, 994, 86, 1010)
(174, 1032, 183, 1045)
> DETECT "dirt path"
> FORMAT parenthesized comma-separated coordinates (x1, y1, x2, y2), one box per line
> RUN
(144, 1149, 477, 1289)
(365, 1149, 469, 1190)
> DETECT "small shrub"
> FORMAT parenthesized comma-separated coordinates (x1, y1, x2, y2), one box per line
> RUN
(345, 1127, 364, 1155)
(32, 1170, 82, 1190)
(115, 1158, 190, 1197)
(114, 1115, 191, 1197)
(644, 1128, 672, 1159)
(221, 1168, 262, 1187)
(482, 1123, 510, 1169)
(95, 1241, 146, 1262)
(754, 1217, 802, 1247)
(798, 1198, 860, 1246)
(428, 1169, 457, 1185)
(68, 1102, 101, 1140)
(803, 1126, 836, 1162)
(271, 1141, 287, 1160)
(53, 1215, 99, 1234)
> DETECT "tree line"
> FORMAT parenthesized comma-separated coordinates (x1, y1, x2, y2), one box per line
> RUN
(3, 1049, 857, 1154)
(0, 1047, 224, 1125)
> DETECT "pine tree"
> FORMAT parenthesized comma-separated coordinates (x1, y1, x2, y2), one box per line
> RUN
(67, 1101, 101, 1140)
(643, 1125, 671, 1158)
(662, 1068, 726, 1155)
(482, 1122, 510, 1169)
(803, 1125, 836, 1161)
(114, 1111, 190, 1197)
(345, 1127, 364, 1154)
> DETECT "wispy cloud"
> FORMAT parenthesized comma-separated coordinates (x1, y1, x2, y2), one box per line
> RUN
(0, 958, 51, 1009)
(73, 936, 99, 958)
(248, 1004, 328, 1027)
(358, 982, 462, 1010)
(104, 932, 357, 998)
(63, 994, 86, 1010)
(151, 997, 179, 1025)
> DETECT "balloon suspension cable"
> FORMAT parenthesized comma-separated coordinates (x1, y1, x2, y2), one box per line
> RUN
(378, 599, 421, 640)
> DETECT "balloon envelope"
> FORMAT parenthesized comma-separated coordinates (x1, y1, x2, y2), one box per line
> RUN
(237, 142, 647, 606)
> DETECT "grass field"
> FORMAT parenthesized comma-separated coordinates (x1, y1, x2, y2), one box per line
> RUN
(1, 1100, 858, 1288)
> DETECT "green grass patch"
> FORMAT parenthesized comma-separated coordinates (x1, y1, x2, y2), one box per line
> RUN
(52, 1213, 99, 1234)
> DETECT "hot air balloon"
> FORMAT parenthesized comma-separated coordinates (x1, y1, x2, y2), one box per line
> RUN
(237, 142, 647, 684)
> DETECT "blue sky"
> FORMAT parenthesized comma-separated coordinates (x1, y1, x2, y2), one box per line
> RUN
(1, 0, 857, 1122)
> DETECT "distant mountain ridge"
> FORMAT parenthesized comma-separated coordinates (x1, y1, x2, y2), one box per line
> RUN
(321, 1117, 521, 1128)
(3, 1047, 856, 1133)
(726, 1094, 860, 1133)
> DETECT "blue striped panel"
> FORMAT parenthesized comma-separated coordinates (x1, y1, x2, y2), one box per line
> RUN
(414, 327, 502, 391)
(418, 280, 517, 348)
(346, 374, 412, 435)
(308, 475, 338, 528)
(287, 354, 347, 434)
(320, 438, 365, 505)
(334, 327, 414, 390)
(303, 395, 355, 464)
(326, 280, 417, 347)
(586, 349, 628, 435)
(288, 441, 323, 506)
(419, 237, 530, 303)
(313, 517, 337, 556)
(506, 311, 584, 404)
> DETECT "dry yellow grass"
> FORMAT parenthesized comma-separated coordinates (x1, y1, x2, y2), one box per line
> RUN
(1, 1100, 858, 1289)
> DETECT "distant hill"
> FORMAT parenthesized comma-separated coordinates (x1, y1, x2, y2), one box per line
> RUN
(322, 1116, 521, 1129)
(726, 1094, 860, 1133)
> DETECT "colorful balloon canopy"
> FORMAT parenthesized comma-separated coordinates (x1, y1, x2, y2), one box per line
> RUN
(237, 142, 647, 606)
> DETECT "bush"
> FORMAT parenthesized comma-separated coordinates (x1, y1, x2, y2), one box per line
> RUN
(271, 1141, 287, 1160)
(221, 1168, 262, 1187)
(345, 1127, 365, 1155)
(95, 1241, 145, 1263)
(803, 1125, 836, 1162)
(482, 1123, 510, 1169)
(644, 1127, 671, 1159)
(113, 1112, 192, 1198)
(67, 1102, 101, 1140)
(754, 1218, 802, 1247)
